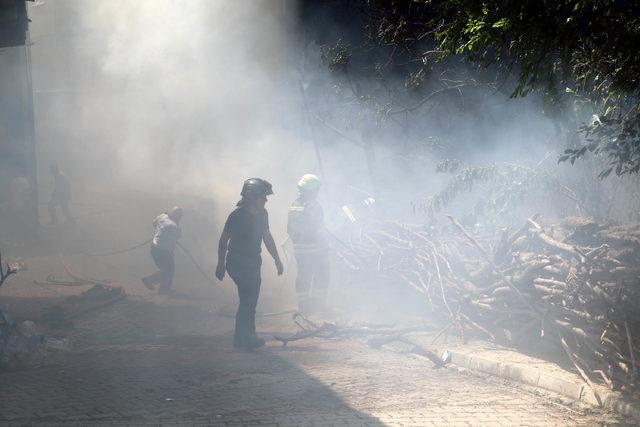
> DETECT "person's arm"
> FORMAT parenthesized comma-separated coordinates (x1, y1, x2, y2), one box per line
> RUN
(263, 231, 283, 275)
(215, 231, 231, 281)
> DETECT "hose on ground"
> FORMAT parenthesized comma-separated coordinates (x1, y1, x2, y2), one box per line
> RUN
(176, 242, 218, 286)
(84, 239, 218, 286)
(84, 238, 152, 257)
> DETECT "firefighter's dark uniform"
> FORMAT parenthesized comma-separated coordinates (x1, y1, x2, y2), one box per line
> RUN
(287, 197, 329, 311)
(223, 206, 269, 346)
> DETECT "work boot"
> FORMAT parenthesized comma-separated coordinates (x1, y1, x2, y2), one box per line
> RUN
(233, 334, 242, 349)
(141, 277, 155, 291)
(297, 296, 310, 315)
(244, 335, 265, 350)
(234, 334, 265, 350)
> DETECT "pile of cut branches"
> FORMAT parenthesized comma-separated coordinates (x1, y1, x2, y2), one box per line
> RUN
(335, 215, 640, 400)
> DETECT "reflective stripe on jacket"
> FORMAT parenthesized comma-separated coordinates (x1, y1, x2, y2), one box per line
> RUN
(287, 198, 327, 254)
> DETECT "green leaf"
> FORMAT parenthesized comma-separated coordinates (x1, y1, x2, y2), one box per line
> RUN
(492, 18, 508, 28)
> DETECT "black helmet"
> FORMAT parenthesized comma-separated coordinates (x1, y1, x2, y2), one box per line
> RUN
(241, 178, 274, 198)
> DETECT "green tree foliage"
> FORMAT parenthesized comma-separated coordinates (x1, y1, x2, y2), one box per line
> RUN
(321, 0, 640, 176)
(428, 0, 640, 176)
(419, 160, 585, 226)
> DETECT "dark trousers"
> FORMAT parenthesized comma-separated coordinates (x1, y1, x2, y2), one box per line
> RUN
(144, 245, 175, 291)
(295, 250, 330, 296)
(227, 256, 261, 342)
(48, 197, 73, 224)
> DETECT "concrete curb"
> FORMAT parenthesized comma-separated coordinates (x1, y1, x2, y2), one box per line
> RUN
(407, 339, 640, 422)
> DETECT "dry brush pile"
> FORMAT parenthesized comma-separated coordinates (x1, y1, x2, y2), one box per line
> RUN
(335, 215, 640, 400)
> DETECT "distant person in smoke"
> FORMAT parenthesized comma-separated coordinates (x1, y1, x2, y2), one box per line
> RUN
(8, 175, 34, 239)
(287, 174, 329, 313)
(48, 164, 73, 224)
(9, 175, 32, 215)
(215, 178, 284, 350)
(142, 206, 183, 295)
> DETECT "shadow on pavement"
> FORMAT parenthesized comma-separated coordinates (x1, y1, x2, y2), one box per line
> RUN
(0, 297, 385, 425)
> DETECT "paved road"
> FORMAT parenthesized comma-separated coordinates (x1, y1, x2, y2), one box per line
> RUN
(0, 298, 623, 425)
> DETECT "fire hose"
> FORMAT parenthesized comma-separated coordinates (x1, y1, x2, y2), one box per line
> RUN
(84, 239, 217, 286)
(84, 239, 152, 257)
(176, 242, 218, 287)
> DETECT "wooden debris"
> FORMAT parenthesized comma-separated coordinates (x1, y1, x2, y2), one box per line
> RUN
(334, 215, 640, 396)
(0, 250, 17, 288)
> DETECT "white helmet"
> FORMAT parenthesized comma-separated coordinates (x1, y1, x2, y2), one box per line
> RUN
(297, 174, 321, 192)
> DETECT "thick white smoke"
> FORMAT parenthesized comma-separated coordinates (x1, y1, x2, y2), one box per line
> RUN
(30, 0, 315, 225)
(23, 1, 639, 310)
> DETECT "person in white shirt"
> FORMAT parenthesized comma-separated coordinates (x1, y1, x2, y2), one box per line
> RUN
(142, 206, 183, 294)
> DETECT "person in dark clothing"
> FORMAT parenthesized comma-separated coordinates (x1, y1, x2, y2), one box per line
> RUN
(216, 178, 284, 350)
(48, 164, 73, 224)
(142, 206, 183, 294)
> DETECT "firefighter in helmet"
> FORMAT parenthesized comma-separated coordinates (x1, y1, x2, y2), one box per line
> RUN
(216, 178, 284, 350)
(287, 174, 330, 313)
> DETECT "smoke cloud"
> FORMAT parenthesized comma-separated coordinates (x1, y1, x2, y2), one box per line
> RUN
(21, 0, 640, 310)
(29, 1, 316, 227)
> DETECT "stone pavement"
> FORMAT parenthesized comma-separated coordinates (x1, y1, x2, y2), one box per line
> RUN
(398, 332, 639, 418)
(0, 297, 628, 425)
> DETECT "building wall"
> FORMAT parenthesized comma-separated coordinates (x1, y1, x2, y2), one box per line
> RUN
(0, 0, 37, 240)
